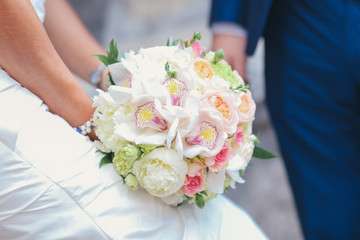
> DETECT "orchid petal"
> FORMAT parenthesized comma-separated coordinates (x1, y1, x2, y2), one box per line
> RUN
(114, 122, 167, 145)
(174, 131, 183, 160)
(167, 118, 179, 148)
(108, 86, 133, 104)
(114, 122, 143, 143)
(227, 170, 245, 184)
(108, 62, 130, 86)
(135, 128, 167, 145)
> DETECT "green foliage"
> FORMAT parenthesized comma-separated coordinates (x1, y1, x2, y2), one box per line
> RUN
(166, 36, 182, 47)
(93, 39, 120, 66)
(190, 32, 202, 45)
(165, 62, 177, 78)
(213, 49, 224, 64)
(183, 32, 202, 48)
(99, 152, 114, 168)
(252, 145, 278, 159)
(195, 193, 205, 209)
(230, 84, 249, 93)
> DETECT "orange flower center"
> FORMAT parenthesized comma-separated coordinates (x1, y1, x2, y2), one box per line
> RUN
(239, 95, 250, 114)
(194, 60, 214, 79)
(214, 96, 230, 119)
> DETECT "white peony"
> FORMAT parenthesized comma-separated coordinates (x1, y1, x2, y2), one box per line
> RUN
(133, 147, 188, 197)
(93, 90, 128, 152)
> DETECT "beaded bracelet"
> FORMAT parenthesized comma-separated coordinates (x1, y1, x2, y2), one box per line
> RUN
(74, 118, 95, 135)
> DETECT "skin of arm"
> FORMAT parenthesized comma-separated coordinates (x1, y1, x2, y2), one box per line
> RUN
(43, 0, 108, 90)
(0, 0, 97, 139)
(212, 34, 248, 82)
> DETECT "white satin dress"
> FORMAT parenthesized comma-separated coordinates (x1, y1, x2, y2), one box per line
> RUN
(0, 1, 268, 239)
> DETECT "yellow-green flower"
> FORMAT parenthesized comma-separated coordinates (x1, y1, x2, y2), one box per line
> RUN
(120, 145, 141, 161)
(203, 51, 243, 87)
(211, 62, 241, 87)
(113, 150, 135, 176)
(125, 174, 139, 190)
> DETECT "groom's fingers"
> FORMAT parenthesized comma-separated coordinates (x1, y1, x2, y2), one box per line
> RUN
(211, 34, 248, 82)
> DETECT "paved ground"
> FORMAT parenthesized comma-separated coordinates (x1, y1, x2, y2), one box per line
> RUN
(69, 1, 304, 239)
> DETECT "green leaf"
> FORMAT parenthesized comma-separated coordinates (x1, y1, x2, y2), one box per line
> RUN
(200, 191, 208, 196)
(252, 145, 277, 159)
(195, 194, 205, 209)
(230, 84, 249, 94)
(190, 32, 202, 45)
(167, 36, 173, 46)
(104, 39, 120, 66)
(94, 39, 120, 67)
(239, 169, 245, 176)
(93, 54, 109, 66)
(185, 195, 193, 201)
(99, 152, 114, 168)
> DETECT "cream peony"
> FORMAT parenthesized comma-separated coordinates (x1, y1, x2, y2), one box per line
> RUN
(133, 148, 188, 197)
(93, 90, 128, 152)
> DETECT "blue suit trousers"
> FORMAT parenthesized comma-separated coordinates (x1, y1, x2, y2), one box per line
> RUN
(264, 0, 360, 239)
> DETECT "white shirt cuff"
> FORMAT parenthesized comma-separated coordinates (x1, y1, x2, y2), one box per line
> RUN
(211, 22, 248, 38)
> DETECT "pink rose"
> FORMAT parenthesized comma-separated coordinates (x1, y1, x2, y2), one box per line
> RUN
(181, 40, 205, 58)
(234, 128, 244, 145)
(190, 41, 205, 58)
(182, 163, 205, 197)
(183, 174, 204, 197)
(205, 141, 234, 172)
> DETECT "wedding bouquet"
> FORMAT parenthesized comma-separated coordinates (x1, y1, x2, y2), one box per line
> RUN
(93, 33, 274, 208)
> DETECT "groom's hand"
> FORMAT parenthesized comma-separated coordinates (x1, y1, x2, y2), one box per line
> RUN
(211, 34, 248, 82)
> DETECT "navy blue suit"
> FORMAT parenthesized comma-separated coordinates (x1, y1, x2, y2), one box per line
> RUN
(211, 0, 360, 239)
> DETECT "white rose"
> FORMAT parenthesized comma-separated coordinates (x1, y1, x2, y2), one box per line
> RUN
(237, 134, 256, 164)
(133, 147, 188, 197)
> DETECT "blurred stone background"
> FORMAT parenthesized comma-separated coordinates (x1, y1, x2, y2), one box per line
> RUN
(69, 0, 303, 239)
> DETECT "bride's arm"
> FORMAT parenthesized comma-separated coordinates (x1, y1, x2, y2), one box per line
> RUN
(43, 0, 108, 90)
(0, 0, 96, 139)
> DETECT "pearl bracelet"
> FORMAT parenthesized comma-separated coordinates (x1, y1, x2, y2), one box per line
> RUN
(74, 118, 95, 135)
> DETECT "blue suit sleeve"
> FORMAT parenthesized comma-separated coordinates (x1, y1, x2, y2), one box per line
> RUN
(209, 0, 247, 28)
